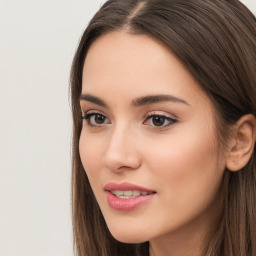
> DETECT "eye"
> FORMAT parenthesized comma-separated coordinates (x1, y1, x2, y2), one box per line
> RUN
(144, 114, 177, 128)
(82, 112, 110, 127)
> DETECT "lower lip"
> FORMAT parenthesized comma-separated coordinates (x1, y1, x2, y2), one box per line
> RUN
(106, 191, 155, 211)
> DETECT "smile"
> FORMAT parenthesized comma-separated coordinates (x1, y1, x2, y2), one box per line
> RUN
(104, 182, 156, 211)
(110, 190, 152, 198)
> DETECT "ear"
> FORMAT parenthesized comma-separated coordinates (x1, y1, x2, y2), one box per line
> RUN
(225, 114, 256, 172)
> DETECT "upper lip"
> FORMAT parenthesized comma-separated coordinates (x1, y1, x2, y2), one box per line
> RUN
(104, 182, 155, 192)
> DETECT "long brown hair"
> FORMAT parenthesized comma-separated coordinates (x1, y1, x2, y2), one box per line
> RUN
(70, 0, 256, 255)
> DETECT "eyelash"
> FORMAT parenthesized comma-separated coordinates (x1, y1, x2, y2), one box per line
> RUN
(144, 114, 177, 129)
(82, 111, 110, 127)
(81, 111, 177, 130)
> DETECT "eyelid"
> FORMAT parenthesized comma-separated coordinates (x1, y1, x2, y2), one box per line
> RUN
(144, 111, 177, 120)
(82, 109, 102, 115)
(81, 109, 107, 118)
(81, 110, 110, 127)
(143, 111, 178, 129)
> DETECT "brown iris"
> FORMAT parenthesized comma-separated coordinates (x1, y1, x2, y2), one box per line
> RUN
(94, 114, 106, 124)
(152, 116, 166, 126)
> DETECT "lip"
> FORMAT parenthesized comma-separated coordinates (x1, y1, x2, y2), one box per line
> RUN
(104, 182, 156, 211)
(104, 182, 154, 192)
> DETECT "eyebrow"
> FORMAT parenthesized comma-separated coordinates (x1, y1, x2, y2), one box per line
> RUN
(132, 94, 189, 106)
(80, 94, 108, 107)
(80, 93, 189, 107)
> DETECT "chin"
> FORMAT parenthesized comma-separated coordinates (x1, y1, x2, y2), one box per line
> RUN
(108, 225, 149, 244)
(112, 233, 147, 244)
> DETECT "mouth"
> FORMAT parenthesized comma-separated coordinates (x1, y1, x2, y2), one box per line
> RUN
(104, 182, 156, 211)
(110, 190, 154, 199)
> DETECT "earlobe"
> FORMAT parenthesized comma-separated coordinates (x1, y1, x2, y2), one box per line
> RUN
(225, 114, 256, 172)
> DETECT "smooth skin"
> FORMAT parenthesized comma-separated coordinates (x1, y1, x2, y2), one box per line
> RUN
(79, 31, 256, 256)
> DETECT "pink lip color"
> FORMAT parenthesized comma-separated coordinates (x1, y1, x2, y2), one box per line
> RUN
(104, 182, 155, 211)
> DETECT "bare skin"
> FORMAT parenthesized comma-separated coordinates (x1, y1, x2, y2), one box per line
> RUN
(79, 31, 256, 256)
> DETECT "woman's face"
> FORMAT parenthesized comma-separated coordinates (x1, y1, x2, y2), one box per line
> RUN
(79, 31, 226, 245)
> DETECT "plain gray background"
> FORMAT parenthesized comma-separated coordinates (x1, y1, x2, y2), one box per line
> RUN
(0, 1, 255, 255)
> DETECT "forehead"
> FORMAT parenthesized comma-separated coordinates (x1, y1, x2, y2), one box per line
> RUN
(82, 31, 211, 110)
(82, 32, 172, 89)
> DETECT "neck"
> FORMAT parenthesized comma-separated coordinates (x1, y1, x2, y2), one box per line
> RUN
(149, 228, 204, 256)
(148, 207, 221, 256)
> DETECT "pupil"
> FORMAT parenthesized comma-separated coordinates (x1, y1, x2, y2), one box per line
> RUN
(153, 116, 165, 126)
(95, 114, 105, 124)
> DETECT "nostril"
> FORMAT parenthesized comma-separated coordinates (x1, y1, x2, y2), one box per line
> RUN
(102, 149, 141, 172)
(102, 129, 141, 171)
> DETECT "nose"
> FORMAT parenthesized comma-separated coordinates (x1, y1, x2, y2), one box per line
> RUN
(102, 126, 141, 172)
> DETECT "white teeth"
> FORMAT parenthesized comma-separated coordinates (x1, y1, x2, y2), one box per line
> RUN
(115, 190, 124, 196)
(123, 191, 133, 196)
(133, 190, 140, 197)
(110, 190, 151, 198)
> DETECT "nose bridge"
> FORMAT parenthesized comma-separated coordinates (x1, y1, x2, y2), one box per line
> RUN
(102, 122, 140, 171)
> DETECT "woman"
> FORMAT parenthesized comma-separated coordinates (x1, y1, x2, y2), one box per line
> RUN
(70, 0, 256, 255)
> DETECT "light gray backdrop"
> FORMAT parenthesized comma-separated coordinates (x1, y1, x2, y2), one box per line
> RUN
(0, 1, 255, 256)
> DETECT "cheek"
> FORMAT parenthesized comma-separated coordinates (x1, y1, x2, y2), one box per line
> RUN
(79, 131, 109, 208)
(79, 131, 103, 181)
(143, 123, 224, 205)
